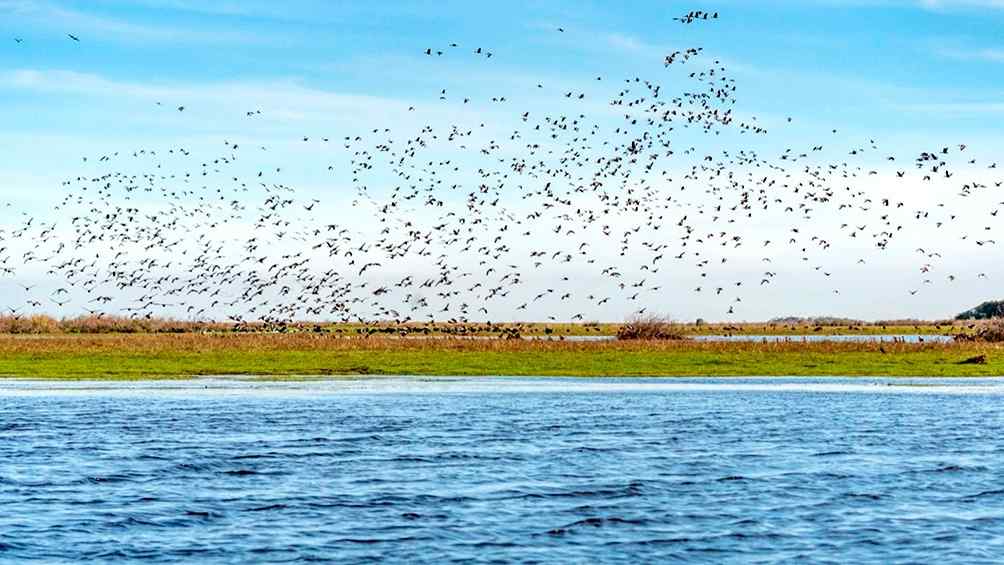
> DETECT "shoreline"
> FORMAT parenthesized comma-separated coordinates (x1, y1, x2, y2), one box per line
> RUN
(4, 377, 1004, 399)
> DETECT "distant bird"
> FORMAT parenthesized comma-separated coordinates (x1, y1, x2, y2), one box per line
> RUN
(67, 34, 80, 42)
(0, 6, 997, 331)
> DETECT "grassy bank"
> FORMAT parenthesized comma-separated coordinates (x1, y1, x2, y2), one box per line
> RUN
(0, 334, 1000, 379)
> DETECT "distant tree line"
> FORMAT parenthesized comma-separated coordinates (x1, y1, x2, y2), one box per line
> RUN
(956, 300, 1004, 320)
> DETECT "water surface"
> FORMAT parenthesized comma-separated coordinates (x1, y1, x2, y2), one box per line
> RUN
(537, 334, 952, 342)
(690, 334, 953, 343)
(2, 377, 1003, 562)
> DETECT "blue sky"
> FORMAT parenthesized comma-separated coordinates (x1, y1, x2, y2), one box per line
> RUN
(3, 0, 1003, 129)
(3, 0, 1003, 150)
(2, 0, 1004, 321)
(2, 1, 1003, 192)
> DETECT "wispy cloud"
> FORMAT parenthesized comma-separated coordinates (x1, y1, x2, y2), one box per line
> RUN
(110, 0, 277, 18)
(919, 0, 1004, 10)
(603, 33, 654, 55)
(105, 0, 334, 21)
(936, 45, 1004, 62)
(895, 101, 1004, 114)
(0, 68, 413, 116)
(0, 68, 525, 135)
(1, 0, 275, 43)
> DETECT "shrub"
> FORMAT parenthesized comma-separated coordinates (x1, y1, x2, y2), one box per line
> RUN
(956, 300, 1004, 321)
(617, 314, 686, 340)
(956, 319, 1004, 343)
(0, 314, 235, 335)
(0, 314, 60, 334)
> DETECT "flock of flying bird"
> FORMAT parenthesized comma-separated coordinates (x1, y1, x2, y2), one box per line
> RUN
(3, 12, 1001, 327)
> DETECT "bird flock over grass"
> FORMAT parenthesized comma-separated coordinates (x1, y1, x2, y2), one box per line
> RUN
(3, 12, 1001, 332)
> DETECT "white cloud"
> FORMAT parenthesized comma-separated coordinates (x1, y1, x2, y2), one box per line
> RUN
(604, 33, 653, 54)
(919, 0, 1004, 9)
(0, 69, 414, 118)
(936, 46, 1004, 62)
(0, 0, 274, 43)
(896, 101, 1004, 113)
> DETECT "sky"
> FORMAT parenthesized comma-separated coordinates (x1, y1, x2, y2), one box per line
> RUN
(1, 0, 1003, 322)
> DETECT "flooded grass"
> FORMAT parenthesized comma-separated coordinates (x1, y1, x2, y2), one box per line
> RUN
(0, 333, 1000, 379)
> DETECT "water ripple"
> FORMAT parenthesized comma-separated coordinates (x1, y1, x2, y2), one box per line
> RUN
(2, 377, 1004, 563)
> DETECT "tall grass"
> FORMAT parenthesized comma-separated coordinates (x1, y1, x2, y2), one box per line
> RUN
(0, 332, 992, 355)
(0, 315, 61, 334)
(0, 314, 234, 334)
(956, 319, 1004, 343)
(0, 314, 977, 337)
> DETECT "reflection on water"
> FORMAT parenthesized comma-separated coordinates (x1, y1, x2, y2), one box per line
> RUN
(2, 377, 1002, 562)
(690, 334, 954, 343)
(537, 334, 954, 342)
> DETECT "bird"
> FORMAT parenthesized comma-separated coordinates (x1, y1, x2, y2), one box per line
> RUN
(0, 6, 997, 335)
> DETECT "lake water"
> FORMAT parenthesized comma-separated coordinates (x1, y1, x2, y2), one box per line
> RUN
(3, 377, 1004, 563)
(538, 334, 953, 342)
(690, 334, 954, 343)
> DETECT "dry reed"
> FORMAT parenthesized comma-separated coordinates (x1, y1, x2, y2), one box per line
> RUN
(617, 314, 686, 340)
(0, 333, 994, 356)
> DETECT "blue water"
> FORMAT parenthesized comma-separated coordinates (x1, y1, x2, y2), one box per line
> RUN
(3, 377, 1004, 563)
(690, 334, 954, 343)
(539, 334, 953, 342)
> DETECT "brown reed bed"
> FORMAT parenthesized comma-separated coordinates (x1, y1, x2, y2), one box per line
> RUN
(0, 314, 234, 334)
(616, 314, 686, 340)
(0, 332, 994, 355)
(0, 314, 983, 338)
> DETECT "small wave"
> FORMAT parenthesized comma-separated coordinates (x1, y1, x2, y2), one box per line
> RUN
(549, 516, 648, 534)
(933, 464, 988, 473)
(85, 474, 138, 484)
(174, 462, 223, 473)
(246, 503, 288, 512)
(619, 537, 694, 545)
(388, 456, 437, 463)
(844, 493, 882, 501)
(232, 453, 281, 460)
(960, 489, 1004, 501)
(107, 516, 159, 528)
